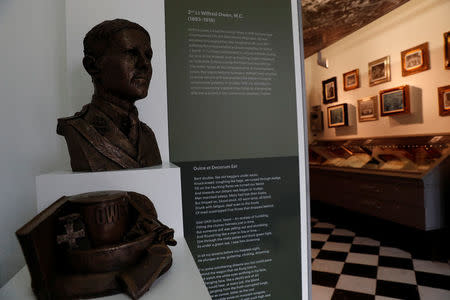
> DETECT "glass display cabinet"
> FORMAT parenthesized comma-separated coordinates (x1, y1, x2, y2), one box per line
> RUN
(309, 134, 450, 230)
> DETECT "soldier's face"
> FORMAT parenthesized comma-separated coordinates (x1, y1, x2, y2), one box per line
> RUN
(97, 29, 152, 102)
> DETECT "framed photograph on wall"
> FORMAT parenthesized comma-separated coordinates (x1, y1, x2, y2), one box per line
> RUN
(369, 56, 391, 86)
(438, 85, 450, 116)
(310, 105, 324, 133)
(322, 77, 338, 104)
(445, 31, 450, 70)
(343, 69, 359, 91)
(379, 85, 410, 116)
(358, 96, 378, 122)
(401, 42, 430, 76)
(327, 103, 348, 128)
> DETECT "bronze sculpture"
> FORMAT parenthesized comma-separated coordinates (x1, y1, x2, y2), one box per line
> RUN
(58, 19, 162, 172)
(16, 191, 176, 299)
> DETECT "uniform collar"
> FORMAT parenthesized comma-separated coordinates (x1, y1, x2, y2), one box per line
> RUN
(91, 94, 139, 145)
(92, 94, 139, 122)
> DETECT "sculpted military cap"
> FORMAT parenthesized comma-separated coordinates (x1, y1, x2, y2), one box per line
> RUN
(16, 190, 176, 299)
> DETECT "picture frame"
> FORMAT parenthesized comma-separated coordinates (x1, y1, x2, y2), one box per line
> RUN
(379, 85, 410, 116)
(445, 31, 450, 70)
(357, 96, 378, 122)
(322, 77, 338, 104)
(368, 56, 391, 86)
(327, 103, 348, 128)
(310, 105, 324, 133)
(343, 69, 359, 91)
(438, 85, 450, 116)
(401, 42, 430, 76)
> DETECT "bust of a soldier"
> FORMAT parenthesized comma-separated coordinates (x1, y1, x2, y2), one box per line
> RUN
(57, 19, 162, 172)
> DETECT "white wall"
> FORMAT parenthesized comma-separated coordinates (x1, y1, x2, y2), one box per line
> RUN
(0, 0, 67, 287)
(305, 0, 450, 141)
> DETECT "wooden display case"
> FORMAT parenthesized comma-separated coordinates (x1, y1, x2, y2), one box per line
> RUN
(309, 134, 450, 231)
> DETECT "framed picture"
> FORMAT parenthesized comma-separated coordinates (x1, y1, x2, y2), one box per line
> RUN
(343, 69, 359, 91)
(445, 31, 450, 70)
(379, 85, 410, 116)
(327, 103, 348, 128)
(310, 105, 324, 133)
(369, 56, 391, 86)
(358, 96, 378, 122)
(322, 77, 338, 104)
(438, 85, 450, 116)
(401, 42, 430, 76)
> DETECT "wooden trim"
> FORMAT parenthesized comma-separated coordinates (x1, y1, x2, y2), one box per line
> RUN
(357, 96, 378, 122)
(322, 77, 338, 104)
(343, 69, 359, 91)
(438, 85, 450, 116)
(327, 103, 348, 128)
(379, 85, 410, 116)
(313, 132, 450, 142)
(309, 164, 424, 179)
(445, 31, 450, 70)
(369, 56, 391, 86)
(401, 42, 430, 76)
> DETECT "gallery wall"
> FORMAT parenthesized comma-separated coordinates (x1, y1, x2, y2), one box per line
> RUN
(305, 0, 450, 141)
(0, 0, 68, 287)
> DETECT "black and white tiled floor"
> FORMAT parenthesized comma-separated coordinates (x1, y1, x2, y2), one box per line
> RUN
(311, 218, 450, 300)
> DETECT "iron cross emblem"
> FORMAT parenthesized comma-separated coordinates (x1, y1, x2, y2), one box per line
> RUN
(56, 214, 86, 249)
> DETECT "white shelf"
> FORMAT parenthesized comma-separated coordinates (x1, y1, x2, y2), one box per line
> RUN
(0, 164, 211, 299)
(0, 237, 211, 300)
(36, 162, 184, 235)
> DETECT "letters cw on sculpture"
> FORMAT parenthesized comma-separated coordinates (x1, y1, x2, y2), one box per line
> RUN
(57, 19, 162, 172)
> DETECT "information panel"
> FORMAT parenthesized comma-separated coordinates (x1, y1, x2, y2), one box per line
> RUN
(177, 157, 301, 299)
(166, 0, 304, 298)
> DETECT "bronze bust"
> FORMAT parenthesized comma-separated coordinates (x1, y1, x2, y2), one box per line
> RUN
(16, 191, 176, 299)
(58, 19, 162, 172)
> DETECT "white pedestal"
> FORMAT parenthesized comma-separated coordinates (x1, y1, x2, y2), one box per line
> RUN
(0, 163, 212, 299)
(36, 162, 184, 235)
(0, 238, 211, 300)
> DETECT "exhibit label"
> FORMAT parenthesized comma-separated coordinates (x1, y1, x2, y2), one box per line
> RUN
(166, 0, 303, 298)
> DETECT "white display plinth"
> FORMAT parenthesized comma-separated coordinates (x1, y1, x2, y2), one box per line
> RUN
(36, 162, 184, 235)
(0, 163, 212, 299)
(0, 238, 211, 300)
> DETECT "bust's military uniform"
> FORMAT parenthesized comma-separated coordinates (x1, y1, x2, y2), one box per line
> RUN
(57, 95, 162, 172)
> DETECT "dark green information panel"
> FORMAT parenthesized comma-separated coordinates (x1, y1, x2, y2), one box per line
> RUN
(166, 0, 298, 162)
(165, 0, 302, 298)
(177, 158, 301, 299)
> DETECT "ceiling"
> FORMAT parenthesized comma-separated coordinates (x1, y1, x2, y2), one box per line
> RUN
(301, 0, 410, 58)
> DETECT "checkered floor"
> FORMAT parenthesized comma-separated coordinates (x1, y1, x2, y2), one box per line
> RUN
(311, 218, 450, 300)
